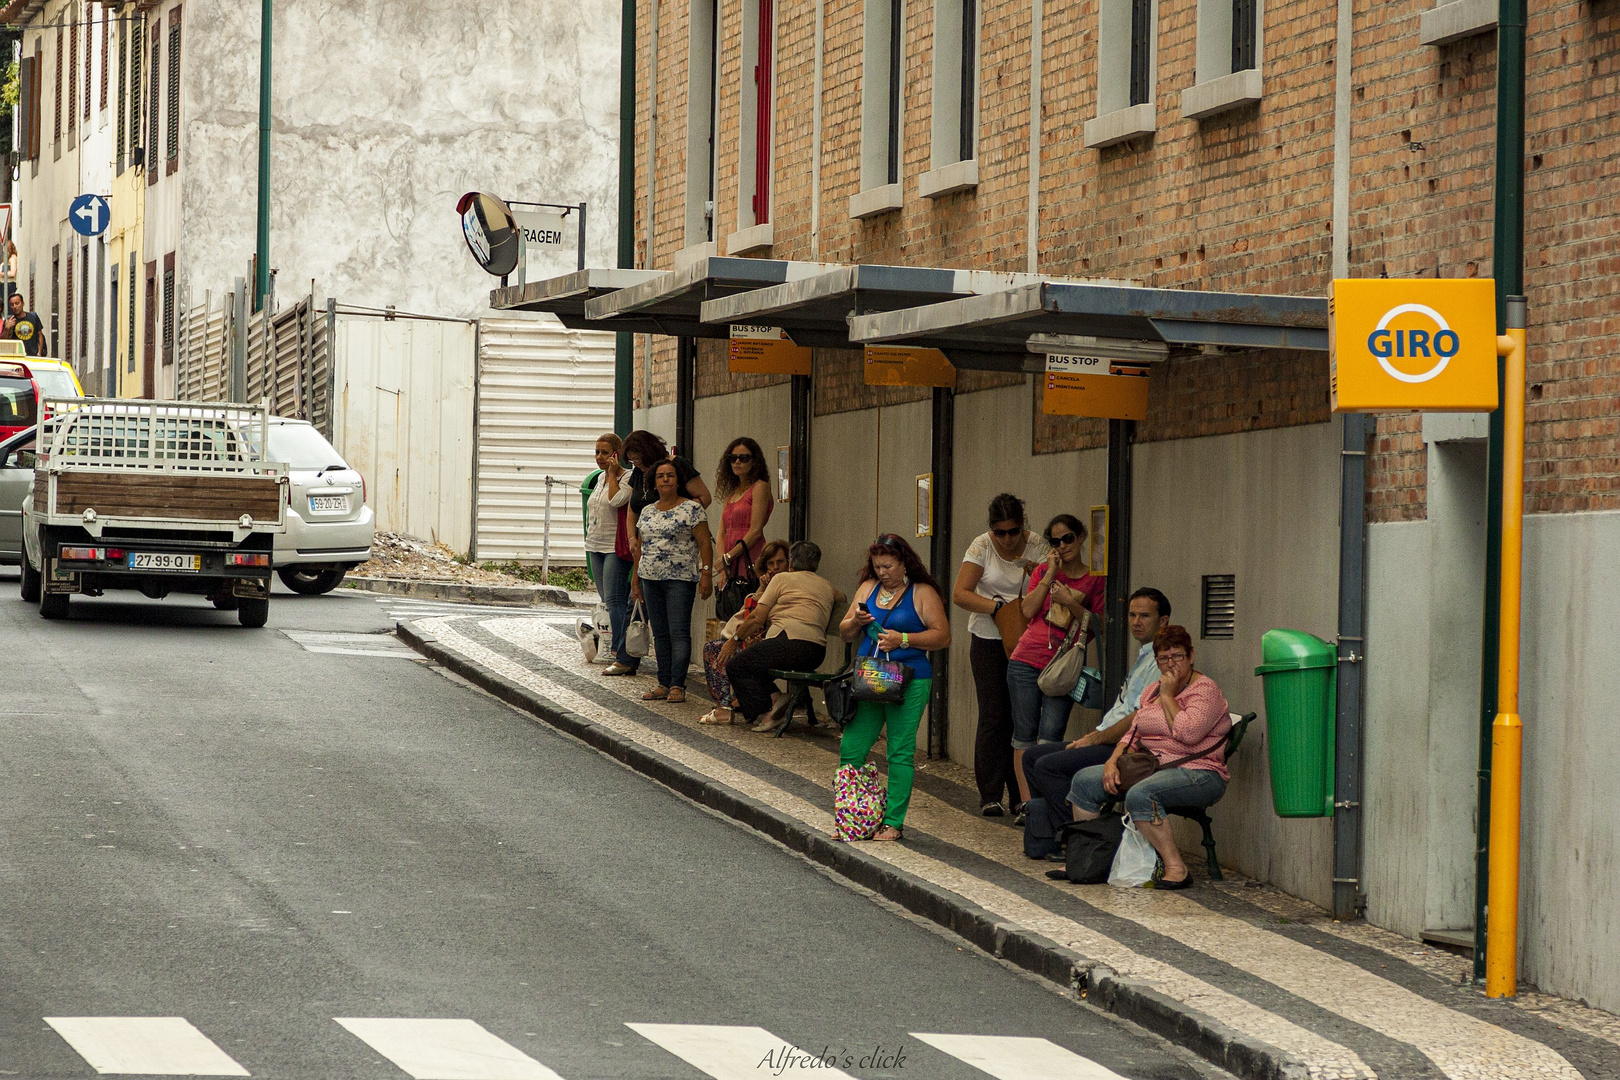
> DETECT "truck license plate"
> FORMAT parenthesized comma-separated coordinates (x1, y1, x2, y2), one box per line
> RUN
(128, 552, 201, 572)
(309, 495, 348, 512)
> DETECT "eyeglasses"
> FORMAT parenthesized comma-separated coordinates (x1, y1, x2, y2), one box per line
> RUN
(1048, 532, 1080, 546)
(1156, 651, 1190, 666)
(728, 453, 754, 463)
(991, 526, 1022, 538)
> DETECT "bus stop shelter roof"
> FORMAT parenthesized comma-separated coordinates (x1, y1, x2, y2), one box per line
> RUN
(489, 269, 668, 333)
(847, 280, 1330, 356)
(577, 257, 843, 340)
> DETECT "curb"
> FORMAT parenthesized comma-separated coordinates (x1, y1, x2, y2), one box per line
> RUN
(398, 620, 1307, 1080)
(344, 576, 571, 607)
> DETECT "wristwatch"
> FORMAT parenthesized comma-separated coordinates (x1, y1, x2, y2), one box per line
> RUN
(901, 632, 910, 649)
(993, 600, 1005, 615)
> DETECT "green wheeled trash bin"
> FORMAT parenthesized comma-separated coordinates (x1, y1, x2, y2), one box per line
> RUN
(1254, 629, 1337, 818)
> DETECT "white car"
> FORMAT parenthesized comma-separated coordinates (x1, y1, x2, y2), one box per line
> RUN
(267, 418, 374, 594)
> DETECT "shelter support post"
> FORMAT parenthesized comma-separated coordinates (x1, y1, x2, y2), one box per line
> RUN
(789, 374, 811, 543)
(1333, 413, 1371, 919)
(928, 387, 955, 760)
(1102, 420, 1134, 703)
(675, 337, 695, 457)
(615, 0, 637, 436)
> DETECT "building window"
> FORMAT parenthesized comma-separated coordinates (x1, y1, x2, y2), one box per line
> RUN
(147, 23, 160, 181)
(162, 256, 176, 366)
(128, 254, 138, 374)
(850, 0, 905, 216)
(79, 244, 89, 366)
(19, 50, 40, 162)
(64, 250, 74, 371)
(68, 14, 76, 137)
(100, 9, 108, 112)
(732, 0, 774, 243)
(165, 8, 181, 172)
(116, 15, 126, 167)
(111, 263, 120, 380)
(51, 246, 60, 359)
(84, 2, 92, 123)
(53, 24, 62, 152)
(929, 0, 976, 169)
(1182, 0, 1264, 120)
(1083, 0, 1158, 149)
(684, 0, 721, 247)
(143, 262, 156, 398)
(1200, 574, 1236, 640)
(94, 240, 105, 377)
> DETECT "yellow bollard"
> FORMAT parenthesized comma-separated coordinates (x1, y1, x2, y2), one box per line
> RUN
(1486, 309, 1527, 999)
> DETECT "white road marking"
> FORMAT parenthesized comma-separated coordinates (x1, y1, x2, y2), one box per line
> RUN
(912, 1033, 1127, 1080)
(45, 1017, 251, 1076)
(282, 630, 417, 657)
(334, 1018, 562, 1080)
(626, 1023, 855, 1080)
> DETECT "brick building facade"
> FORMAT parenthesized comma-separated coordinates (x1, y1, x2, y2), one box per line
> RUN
(612, 0, 1620, 1010)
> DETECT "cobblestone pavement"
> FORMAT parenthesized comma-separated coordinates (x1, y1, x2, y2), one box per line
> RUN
(403, 611, 1620, 1080)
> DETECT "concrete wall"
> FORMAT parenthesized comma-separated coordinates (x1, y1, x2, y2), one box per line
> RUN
(1131, 420, 1342, 910)
(180, 0, 620, 318)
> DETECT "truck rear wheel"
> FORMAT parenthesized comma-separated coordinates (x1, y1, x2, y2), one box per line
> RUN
(20, 553, 40, 602)
(238, 596, 269, 628)
(39, 589, 69, 620)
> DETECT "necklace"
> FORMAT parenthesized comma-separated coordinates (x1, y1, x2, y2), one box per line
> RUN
(876, 578, 907, 605)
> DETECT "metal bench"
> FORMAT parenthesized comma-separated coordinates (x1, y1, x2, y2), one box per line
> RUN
(764, 642, 853, 738)
(1164, 711, 1257, 881)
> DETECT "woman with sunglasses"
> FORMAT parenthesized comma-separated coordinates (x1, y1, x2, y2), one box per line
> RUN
(837, 534, 951, 841)
(713, 437, 774, 598)
(952, 493, 1049, 817)
(1006, 513, 1105, 819)
(1063, 625, 1231, 890)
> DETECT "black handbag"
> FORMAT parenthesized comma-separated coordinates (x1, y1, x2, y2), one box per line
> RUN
(822, 671, 859, 729)
(714, 548, 759, 622)
(1058, 817, 1126, 883)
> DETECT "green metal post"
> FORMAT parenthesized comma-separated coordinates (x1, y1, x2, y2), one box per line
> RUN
(254, 0, 272, 312)
(614, 0, 637, 435)
(1474, 0, 1526, 982)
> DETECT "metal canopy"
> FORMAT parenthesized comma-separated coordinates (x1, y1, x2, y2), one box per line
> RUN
(488, 268, 668, 333)
(847, 280, 1331, 356)
(579, 257, 842, 342)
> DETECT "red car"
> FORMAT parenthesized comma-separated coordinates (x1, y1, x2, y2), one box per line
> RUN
(0, 359, 84, 441)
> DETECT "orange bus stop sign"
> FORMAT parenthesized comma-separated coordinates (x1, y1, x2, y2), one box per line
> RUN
(1330, 279, 1498, 412)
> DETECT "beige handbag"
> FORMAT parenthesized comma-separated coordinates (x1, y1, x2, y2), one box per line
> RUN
(1036, 612, 1092, 697)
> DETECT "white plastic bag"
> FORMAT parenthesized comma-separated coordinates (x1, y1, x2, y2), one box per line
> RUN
(1108, 817, 1159, 888)
(578, 620, 600, 664)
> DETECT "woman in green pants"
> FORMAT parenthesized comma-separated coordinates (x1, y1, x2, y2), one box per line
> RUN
(837, 534, 952, 841)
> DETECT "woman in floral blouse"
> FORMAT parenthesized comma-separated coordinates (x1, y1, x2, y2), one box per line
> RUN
(631, 459, 715, 703)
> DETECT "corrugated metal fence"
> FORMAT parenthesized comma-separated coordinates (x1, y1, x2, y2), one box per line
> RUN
(175, 292, 333, 435)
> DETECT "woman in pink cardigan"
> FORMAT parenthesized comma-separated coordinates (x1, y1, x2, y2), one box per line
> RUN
(1065, 624, 1231, 889)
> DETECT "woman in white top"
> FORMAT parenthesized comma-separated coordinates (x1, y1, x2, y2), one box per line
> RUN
(582, 433, 636, 674)
(952, 493, 1049, 816)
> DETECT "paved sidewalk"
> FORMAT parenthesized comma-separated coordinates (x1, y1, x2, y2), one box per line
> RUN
(398, 611, 1620, 1080)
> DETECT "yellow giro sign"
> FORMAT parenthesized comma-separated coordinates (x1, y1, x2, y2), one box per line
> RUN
(1330, 279, 1499, 412)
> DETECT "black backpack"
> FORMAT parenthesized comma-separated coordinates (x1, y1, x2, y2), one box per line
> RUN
(1057, 817, 1126, 883)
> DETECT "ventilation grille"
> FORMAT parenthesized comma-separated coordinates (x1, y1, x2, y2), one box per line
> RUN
(1201, 574, 1236, 640)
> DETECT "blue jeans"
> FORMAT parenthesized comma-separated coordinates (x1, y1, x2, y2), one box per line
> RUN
(588, 550, 636, 668)
(640, 577, 697, 690)
(1069, 765, 1228, 824)
(1007, 659, 1074, 750)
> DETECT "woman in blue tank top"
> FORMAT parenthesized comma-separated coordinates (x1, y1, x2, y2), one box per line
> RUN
(837, 534, 952, 841)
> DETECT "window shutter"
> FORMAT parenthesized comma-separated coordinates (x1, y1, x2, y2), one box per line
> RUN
(1200, 575, 1237, 640)
(166, 8, 182, 170)
(18, 56, 37, 161)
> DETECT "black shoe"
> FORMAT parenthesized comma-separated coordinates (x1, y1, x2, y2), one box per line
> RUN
(1044, 868, 1071, 881)
(981, 802, 1006, 818)
(1013, 802, 1027, 826)
(1153, 873, 1194, 891)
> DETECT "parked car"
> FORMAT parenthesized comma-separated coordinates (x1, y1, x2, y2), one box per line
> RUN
(0, 427, 36, 565)
(265, 418, 373, 594)
(0, 358, 84, 441)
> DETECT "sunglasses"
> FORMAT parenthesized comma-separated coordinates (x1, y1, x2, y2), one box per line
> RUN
(991, 526, 1022, 538)
(728, 453, 754, 463)
(1047, 532, 1080, 546)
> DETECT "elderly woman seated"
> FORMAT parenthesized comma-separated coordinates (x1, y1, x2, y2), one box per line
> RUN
(1065, 624, 1231, 890)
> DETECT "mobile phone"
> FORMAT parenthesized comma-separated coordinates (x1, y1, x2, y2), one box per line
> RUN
(857, 601, 871, 615)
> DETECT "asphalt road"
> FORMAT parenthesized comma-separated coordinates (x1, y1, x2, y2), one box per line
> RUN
(0, 574, 1229, 1080)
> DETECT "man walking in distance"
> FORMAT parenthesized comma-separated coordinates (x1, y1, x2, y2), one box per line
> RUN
(4, 294, 48, 357)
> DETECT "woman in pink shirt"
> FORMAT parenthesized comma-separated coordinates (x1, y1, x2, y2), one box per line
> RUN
(1066, 625, 1232, 890)
(714, 437, 773, 598)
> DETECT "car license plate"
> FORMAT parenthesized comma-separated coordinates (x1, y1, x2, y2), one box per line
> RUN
(128, 552, 201, 572)
(309, 494, 348, 513)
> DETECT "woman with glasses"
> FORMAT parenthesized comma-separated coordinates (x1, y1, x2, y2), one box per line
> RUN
(952, 493, 1049, 817)
(1005, 513, 1105, 820)
(713, 437, 774, 602)
(836, 534, 951, 841)
(1063, 625, 1232, 890)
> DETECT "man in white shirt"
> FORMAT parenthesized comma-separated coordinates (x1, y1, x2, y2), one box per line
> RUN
(1021, 588, 1172, 835)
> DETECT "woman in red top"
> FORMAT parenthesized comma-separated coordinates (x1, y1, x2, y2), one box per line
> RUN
(1006, 514, 1105, 815)
(714, 437, 773, 593)
(1066, 625, 1232, 890)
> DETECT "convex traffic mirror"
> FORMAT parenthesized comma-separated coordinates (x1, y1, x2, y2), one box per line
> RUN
(456, 192, 521, 277)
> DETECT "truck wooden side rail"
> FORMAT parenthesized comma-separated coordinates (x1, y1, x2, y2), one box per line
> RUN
(20, 398, 290, 626)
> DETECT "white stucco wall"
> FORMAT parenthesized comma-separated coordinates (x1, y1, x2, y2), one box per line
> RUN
(177, 0, 620, 318)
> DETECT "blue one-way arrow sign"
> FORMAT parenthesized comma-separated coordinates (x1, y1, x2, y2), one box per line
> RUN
(70, 194, 110, 237)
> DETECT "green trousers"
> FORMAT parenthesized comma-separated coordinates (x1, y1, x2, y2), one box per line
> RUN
(838, 677, 932, 829)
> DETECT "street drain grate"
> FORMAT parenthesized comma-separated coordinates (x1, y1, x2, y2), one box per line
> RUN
(282, 630, 419, 658)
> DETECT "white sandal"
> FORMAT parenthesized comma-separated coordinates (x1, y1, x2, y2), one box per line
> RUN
(698, 709, 732, 725)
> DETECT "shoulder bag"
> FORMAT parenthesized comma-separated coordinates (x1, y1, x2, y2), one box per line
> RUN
(623, 600, 652, 658)
(1057, 816, 1127, 884)
(1115, 709, 1236, 795)
(714, 546, 758, 622)
(849, 585, 914, 703)
(1036, 611, 1092, 697)
(993, 564, 1034, 658)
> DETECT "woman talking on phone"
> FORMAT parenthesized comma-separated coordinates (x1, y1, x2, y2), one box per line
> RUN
(836, 534, 951, 841)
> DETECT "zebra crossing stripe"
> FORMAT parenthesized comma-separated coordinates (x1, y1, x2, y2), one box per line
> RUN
(625, 1024, 856, 1080)
(911, 1033, 1128, 1080)
(44, 1017, 251, 1076)
(333, 1018, 562, 1080)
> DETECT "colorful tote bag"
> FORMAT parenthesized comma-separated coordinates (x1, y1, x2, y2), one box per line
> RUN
(832, 763, 888, 841)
